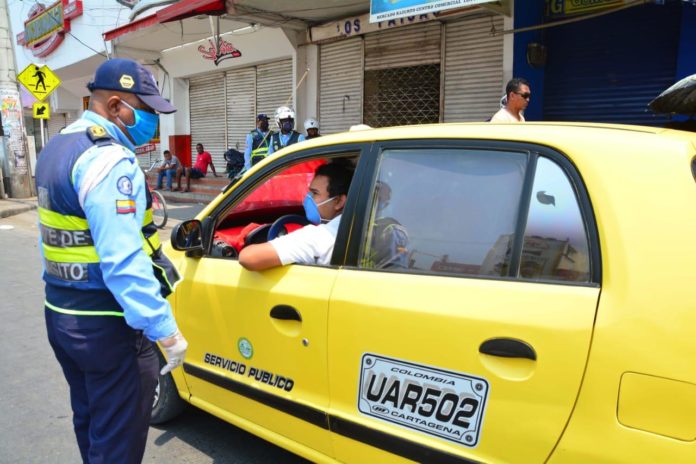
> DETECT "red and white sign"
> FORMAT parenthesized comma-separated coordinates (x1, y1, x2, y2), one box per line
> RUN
(16, 0, 83, 58)
(198, 38, 242, 66)
(135, 143, 157, 155)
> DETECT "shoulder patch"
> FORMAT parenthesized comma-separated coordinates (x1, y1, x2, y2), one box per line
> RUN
(117, 176, 133, 195)
(86, 125, 110, 143)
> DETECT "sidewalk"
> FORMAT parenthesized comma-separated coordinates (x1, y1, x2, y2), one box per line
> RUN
(0, 197, 38, 219)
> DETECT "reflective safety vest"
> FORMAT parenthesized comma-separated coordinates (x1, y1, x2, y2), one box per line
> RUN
(35, 126, 180, 316)
(270, 131, 300, 153)
(250, 129, 272, 166)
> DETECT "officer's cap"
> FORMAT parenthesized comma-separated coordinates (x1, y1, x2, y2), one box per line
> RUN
(87, 58, 176, 114)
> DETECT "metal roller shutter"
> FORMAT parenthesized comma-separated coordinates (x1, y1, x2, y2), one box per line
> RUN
(543, 3, 680, 125)
(444, 14, 504, 122)
(319, 38, 363, 135)
(189, 73, 226, 168)
(364, 22, 441, 71)
(47, 113, 67, 139)
(256, 59, 293, 126)
(226, 67, 256, 152)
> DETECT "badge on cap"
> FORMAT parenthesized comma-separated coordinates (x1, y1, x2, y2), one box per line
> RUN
(120, 74, 135, 89)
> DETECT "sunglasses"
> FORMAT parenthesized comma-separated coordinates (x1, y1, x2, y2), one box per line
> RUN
(515, 91, 531, 99)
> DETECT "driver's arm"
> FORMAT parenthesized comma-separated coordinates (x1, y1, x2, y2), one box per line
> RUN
(239, 242, 282, 271)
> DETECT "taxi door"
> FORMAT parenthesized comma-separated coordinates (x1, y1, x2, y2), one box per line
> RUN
(326, 143, 601, 463)
(175, 258, 335, 460)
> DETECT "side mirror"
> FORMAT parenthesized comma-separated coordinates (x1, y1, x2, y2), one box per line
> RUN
(171, 219, 204, 256)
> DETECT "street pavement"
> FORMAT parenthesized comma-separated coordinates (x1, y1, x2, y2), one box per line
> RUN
(0, 209, 308, 463)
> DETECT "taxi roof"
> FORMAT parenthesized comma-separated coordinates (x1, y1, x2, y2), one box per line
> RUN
(274, 122, 696, 159)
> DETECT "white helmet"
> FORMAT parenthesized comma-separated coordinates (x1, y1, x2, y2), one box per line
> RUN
(304, 118, 319, 130)
(274, 106, 296, 130)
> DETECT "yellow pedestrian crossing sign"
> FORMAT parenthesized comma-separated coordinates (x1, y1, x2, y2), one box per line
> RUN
(33, 102, 50, 119)
(18, 64, 61, 101)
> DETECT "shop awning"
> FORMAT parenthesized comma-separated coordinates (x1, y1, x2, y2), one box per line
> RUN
(104, 0, 226, 42)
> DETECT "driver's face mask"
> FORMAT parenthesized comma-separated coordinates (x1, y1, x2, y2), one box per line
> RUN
(303, 193, 336, 225)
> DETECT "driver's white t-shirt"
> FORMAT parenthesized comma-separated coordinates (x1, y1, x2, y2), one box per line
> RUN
(270, 215, 342, 266)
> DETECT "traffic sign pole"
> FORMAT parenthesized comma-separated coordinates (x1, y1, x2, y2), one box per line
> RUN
(39, 119, 45, 151)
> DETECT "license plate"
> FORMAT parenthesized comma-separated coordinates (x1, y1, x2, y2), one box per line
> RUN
(358, 353, 489, 447)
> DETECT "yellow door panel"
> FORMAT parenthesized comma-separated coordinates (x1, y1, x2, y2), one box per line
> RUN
(175, 256, 335, 457)
(327, 270, 599, 463)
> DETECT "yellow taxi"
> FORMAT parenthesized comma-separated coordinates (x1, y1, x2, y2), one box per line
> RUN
(155, 123, 696, 463)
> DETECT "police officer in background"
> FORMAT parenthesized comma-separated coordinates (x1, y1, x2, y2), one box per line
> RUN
(243, 113, 273, 170)
(35, 58, 188, 464)
(268, 106, 305, 155)
(304, 117, 321, 139)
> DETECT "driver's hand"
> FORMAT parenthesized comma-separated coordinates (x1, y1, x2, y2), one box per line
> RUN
(231, 222, 263, 251)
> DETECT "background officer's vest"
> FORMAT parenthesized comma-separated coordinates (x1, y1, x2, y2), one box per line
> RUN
(270, 131, 300, 153)
(35, 127, 179, 315)
(250, 129, 272, 166)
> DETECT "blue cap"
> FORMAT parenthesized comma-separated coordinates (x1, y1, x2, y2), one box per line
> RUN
(87, 58, 176, 114)
(256, 113, 269, 120)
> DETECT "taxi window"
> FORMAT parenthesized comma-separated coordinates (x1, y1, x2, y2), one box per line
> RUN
(519, 156, 591, 282)
(359, 148, 527, 276)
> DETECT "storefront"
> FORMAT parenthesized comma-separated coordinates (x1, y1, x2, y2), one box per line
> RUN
(185, 56, 294, 168)
(513, 0, 696, 125)
(313, 8, 508, 134)
(542, 1, 683, 125)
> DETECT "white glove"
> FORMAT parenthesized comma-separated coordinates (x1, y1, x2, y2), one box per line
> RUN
(158, 330, 188, 375)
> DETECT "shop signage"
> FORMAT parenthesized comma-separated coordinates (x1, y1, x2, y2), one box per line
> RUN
(135, 143, 157, 155)
(33, 102, 50, 120)
(16, 0, 83, 58)
(310, 12, 436, 42)
(545, 0, 626, 17)
(198, 38, 242, 66)
(17, 64, 62, 101)
(369, 0, 495, 23)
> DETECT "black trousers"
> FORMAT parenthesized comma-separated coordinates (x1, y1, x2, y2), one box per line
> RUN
(45, 308, 159, 464)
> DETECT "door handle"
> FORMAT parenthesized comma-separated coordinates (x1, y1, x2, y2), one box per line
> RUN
(479, 338, 536, 361)
(270, 305, 302, 322)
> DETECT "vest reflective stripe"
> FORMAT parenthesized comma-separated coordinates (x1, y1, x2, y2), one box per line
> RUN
(45, 300, 125, 317)
(38, 207, 88, 230)
(250, 130, 271, 164)
(152, 260, 175, 293)
(42, 243, 99, 263)
(142, 230, 161, 255)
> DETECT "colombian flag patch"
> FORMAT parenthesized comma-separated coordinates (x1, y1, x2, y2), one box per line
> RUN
(116, 199, 136, 214)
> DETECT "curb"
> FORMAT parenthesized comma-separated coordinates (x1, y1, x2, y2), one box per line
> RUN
(0, 200, 38, 219)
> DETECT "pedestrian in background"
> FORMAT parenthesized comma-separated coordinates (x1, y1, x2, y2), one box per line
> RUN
(155, 149, 181, 191)
(244, 113, 273, 170)
(490, 78, 531, 122)
(35, 58, 188, 463)
(180, 142, 219, 192)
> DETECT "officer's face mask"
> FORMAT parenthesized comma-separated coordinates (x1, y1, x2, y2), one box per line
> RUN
(119, 100, 159, 146)
(281, 119, 293, 133)
(259, 120, 269, 131)
(303, 193, 336, 225)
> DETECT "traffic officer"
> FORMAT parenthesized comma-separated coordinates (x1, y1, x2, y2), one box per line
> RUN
(243, 113, 274, 170)
(268, 106, 305, 155)
(304, 117, 321, 139)
(35, 58, 188, 464)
